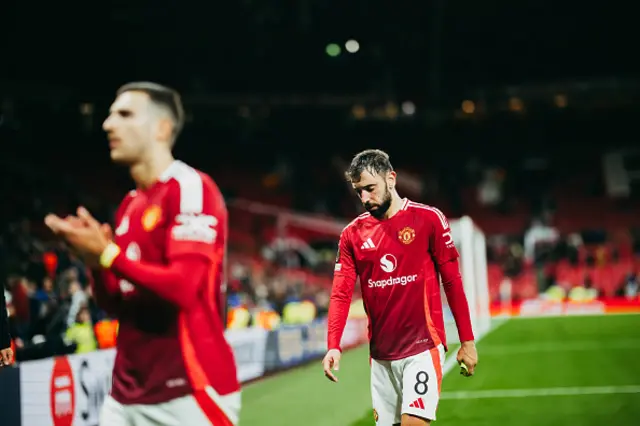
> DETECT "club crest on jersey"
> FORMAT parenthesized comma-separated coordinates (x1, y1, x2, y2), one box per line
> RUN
(398, 226, 416, 245)
(142, 205, 162, 232)
(373, 409, 379, 423)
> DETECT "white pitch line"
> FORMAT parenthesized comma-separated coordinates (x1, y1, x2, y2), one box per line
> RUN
(478, 339, 640, 356)
(440, 385, 640, 400)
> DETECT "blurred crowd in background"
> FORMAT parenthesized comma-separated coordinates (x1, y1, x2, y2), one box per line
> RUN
(2, 79, 640, 363)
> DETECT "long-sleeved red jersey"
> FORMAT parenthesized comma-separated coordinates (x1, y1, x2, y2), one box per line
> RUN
(94, 160, 239, 422)
(327, 199, 475, 361)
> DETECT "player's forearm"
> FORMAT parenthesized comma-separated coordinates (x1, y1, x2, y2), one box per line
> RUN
(91, 270, 122, 315)
(327, 275, 356, 351)
(439, 259, 475, 342)
(100, 243, 208, 310)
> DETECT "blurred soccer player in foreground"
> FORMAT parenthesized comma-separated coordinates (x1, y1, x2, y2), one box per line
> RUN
(323, 149, 478, 426)
(45, 82, 240, 425)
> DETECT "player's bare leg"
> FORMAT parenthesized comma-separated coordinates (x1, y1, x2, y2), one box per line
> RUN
(401, 413, 430, 425)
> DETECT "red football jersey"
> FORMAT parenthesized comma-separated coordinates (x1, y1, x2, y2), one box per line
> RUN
(329, 199, 459, 360)
(97, 160, 239, 405)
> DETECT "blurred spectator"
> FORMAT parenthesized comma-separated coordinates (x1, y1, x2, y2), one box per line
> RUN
(566, 233, 584, 265)
(617, 272, 638, 300)
(478, 168, 505, 209)
(503, 242, 524, 278)
(524, 217, 560, 264)
(568, 274, 600, 302)
(64, 306, 97, 354)
(66, 280, 88, 328)
(94, 317, 119, 349)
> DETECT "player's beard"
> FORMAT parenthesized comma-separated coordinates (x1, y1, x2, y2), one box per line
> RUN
(365, 184, 392, 220)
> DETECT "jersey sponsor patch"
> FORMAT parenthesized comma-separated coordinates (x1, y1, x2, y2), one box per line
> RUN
(368, 274, 418, 288)
(379, 254, 397, 273)
(171, 213, 218, 244)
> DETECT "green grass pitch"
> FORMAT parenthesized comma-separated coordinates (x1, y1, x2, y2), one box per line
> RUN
(240, 314, 640, 425)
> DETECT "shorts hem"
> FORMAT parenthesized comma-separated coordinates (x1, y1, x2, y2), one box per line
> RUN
(402, 409, 436, 422)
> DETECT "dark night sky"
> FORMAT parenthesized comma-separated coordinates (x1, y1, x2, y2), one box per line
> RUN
(1, 1, 637, 99)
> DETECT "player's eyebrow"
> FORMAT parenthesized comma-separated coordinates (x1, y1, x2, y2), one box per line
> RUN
(354, 183, 375, 192)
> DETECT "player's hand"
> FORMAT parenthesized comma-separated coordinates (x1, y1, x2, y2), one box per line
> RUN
(322, 349, 342, 382)
(45, 211, 88, 235)
(0, 347, 14, 367)
(45, 207, 110, 258)
(457, 341, 478, 377)
(100, 223, 114, 240)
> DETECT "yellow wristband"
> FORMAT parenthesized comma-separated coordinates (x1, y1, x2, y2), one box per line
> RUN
(100, 243, 121, 269)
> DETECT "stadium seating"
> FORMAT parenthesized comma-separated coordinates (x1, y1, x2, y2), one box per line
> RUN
(2, 108, 640, 364)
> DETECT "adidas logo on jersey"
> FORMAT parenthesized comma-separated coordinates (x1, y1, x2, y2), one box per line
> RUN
(361, 238, 375, 250)
(409, 397, 425, 409)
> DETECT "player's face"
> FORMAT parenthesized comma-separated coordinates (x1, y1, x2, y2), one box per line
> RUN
(353, 170, 394, 219)
(103, 91, 157, 164)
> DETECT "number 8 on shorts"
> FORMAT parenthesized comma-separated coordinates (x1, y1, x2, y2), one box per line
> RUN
(402, 346, 444, 421)
(370, 345, 444, 424)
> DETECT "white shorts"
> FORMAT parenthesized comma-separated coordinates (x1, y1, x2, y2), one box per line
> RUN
(371, 345, 445, 425)
(99, 388, 241, 426)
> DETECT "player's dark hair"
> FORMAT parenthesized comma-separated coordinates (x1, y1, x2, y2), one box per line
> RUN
(117, 81, 185, 143)
(345, 149, 394, 183)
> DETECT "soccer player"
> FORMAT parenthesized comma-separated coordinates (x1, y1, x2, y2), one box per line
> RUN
(322, 149, 478, 426)
(44, 82, 240, 426)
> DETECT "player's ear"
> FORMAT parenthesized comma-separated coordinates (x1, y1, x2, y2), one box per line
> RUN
(386, 171, 397, 189)
(156, 118, 173, 144)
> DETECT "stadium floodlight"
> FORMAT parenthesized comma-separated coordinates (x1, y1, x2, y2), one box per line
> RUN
(345, 39, 360, 53)
(325, 43, 341, 57)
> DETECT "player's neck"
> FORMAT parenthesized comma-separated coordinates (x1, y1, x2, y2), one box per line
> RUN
(382, 193, 405, 220)
(130, 149, 175, 190)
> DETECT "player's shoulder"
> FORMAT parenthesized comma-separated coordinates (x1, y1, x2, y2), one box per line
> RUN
(340, 212, 372, 239)
(121, 189, 138, 203)
(404, 199, 450, 230)
(159, 161, 224, 212)
(117, 189, 139, 211)
(160, 161, 221, 195)
(159, 160, 216, 188)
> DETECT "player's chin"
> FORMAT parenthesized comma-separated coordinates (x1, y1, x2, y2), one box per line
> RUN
(109, 149, 134, 164)
(366, 205, 384, 219)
